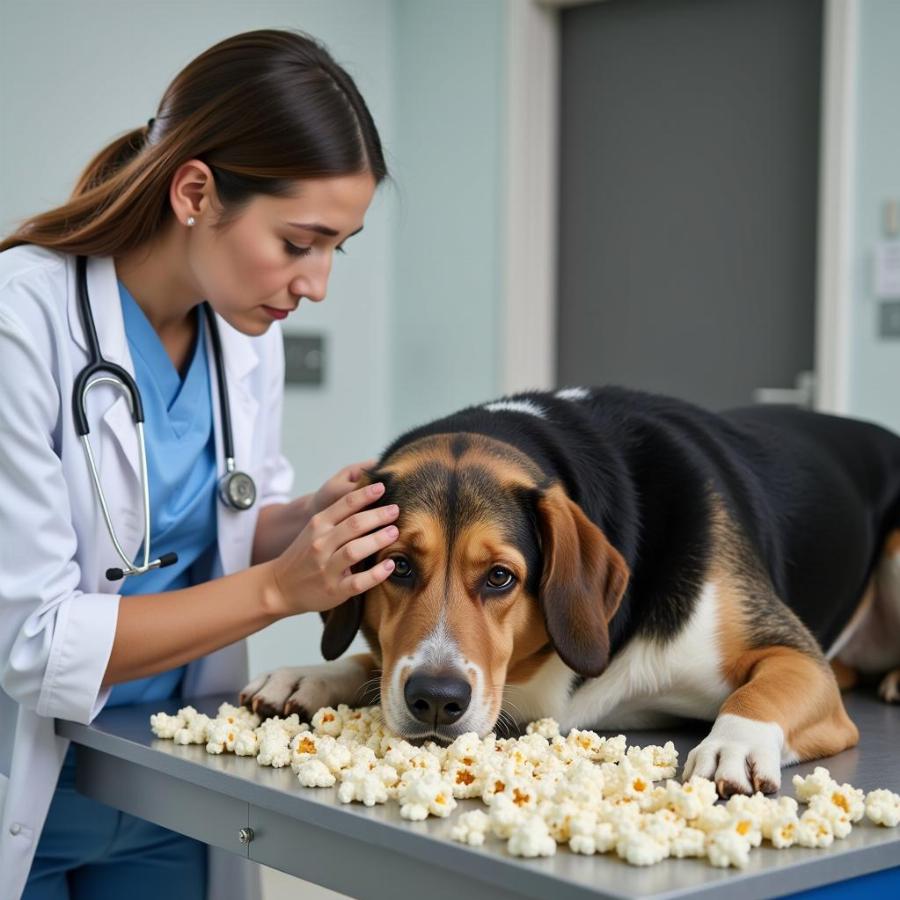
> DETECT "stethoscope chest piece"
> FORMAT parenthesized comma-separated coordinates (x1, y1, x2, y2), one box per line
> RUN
(219, 468, 256, 510)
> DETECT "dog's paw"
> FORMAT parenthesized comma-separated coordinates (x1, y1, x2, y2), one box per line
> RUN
(878, 669, 900, 703)
(239, 658, 373, 721)
(683, 714, 783, 797)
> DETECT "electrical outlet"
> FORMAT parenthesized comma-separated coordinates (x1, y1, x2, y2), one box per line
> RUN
(879, 301, 900, 340)
(284, 333, 325, 385)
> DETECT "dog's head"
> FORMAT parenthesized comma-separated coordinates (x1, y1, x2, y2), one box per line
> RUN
(321, 432, 629, 742)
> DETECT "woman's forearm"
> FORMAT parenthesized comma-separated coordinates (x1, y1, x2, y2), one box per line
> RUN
(102, 561, 285, 686)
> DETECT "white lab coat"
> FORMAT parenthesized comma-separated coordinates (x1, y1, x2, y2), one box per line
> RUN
(0, 246, 294, 900)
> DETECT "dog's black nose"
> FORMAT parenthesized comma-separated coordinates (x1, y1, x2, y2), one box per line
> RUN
(404, 673, 471, 726)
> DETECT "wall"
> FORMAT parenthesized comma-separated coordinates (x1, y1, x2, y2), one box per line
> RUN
(389, 0, 506, 436)
(0, 0, 395, 674)
(0, 0, 509, 675)
(848, 0, 900, 432)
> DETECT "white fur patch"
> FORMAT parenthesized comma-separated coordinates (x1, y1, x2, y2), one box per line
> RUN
(683, 713, 788, 793)
(384, 615, 492, 738)
(506, 582, 731, 730)
(240, 657, 370, 714)
(554, 386, 590, 402)
(483, 399, 546, 419)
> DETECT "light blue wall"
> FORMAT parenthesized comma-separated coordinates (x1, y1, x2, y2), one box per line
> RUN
(0, 0, 396, 674)
(848, 0, 900, 432)
(0, 0, 510, 674)
(388, 0, 507, 436)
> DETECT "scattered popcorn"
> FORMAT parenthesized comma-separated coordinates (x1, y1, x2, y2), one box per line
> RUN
(507, 815, 557, 858)
(865, 789, 900, 827)
(796, 810, 835, 848)
(150, 711, 185, 740)
(526, 718, 561, 740)
(706, 828, 752, 869)
(312, 707, 344, 737)
(792, 766, 837, 803)
(152, 704, 896, 869)
(399, 773, 457, 820)
(296, 759, 337, 788)
(768, 813, 801, 849)
(173, 713, 211, 745)
(233, 729, 259, 757)
(450, 810, 490, 846)
(669, 826, 706, 858)
(338, 765, 391, 807)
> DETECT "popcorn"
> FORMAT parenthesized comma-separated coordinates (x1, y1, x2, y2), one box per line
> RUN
(809, 794, 853, 839)
(706, 828, 752, 868)
(205, 719, 240, 755)
(312, 707, 344, 737)
(665, 777, 718, 820)
(450, 810, 490, 846)
(669, 826, 706, 858)
(173, 713, 211, 745)
(399, 773, 457, 820)
(296, 759, 337, 788)
(150, 711, 185, 740)
(768, 813, 801, 849)
(257, 726, 292, 768)
(338, 765, 390, 806)
(792, 766, 837, 803)
(526, 718, 561, 740)
(152, 706, 895, 870)
(507, 815, 557, 858)
(488, 792, 529, 838)
(615, 820, 669, 867)
(796, 810, 835, 848)
(865, 789, 900, 827)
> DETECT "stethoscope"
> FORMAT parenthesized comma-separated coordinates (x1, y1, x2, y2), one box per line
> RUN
(72, 255, 256, 582)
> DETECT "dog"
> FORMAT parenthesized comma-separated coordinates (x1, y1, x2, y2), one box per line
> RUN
(240, 386, 900, 797)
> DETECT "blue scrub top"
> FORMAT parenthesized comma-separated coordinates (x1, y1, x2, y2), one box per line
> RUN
(106, 282, 219, 707)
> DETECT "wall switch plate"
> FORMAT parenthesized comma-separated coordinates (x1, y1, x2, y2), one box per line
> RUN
(284, 333, 325, 386)
(879, 301, 900, 340)
(874, 241, 900, 299)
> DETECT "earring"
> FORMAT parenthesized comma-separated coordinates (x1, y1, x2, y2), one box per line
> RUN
(186, 216, 196, 227)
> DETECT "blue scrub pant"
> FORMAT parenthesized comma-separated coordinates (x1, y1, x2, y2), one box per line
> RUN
(23, 748, 206, 900)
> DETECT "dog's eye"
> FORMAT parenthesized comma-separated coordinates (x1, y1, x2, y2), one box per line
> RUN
(486, 566, 515, 590)
(390, 556, 413, 579)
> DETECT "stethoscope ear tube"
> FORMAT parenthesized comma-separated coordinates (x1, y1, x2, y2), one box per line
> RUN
(74, 256, 256, 583)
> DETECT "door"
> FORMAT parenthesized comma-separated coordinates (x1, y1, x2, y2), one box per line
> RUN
(556, 0, 823, 411)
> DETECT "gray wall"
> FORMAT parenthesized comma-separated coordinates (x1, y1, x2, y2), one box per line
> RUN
(0, 0, 508, 674)
(848, 0, 900, 432)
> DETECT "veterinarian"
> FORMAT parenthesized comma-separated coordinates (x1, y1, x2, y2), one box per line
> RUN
(0, 29, 400, 900)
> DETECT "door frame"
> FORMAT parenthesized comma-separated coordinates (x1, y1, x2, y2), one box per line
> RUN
(503, 0, 857, 413)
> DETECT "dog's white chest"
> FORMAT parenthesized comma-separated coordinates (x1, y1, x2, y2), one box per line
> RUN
(505, 582, 731, 730)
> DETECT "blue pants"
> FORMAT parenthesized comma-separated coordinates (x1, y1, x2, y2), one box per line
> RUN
(24, 747, 206, 900)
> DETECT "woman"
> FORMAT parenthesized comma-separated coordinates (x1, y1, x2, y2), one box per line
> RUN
(0, 29, 399, 900)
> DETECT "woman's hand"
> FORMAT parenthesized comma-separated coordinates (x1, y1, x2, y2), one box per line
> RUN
(251, 459, 377, 564)
(308, 458, 377, 522)
(267, 481, 399, 616)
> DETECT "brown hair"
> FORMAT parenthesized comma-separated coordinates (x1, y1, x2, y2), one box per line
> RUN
(0, 29, 387, 255)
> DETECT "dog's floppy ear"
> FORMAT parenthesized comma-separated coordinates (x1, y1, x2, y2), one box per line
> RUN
(536, 484, 629, 678)
(319, 464, 386, 660)
(320, 597, 364, 660)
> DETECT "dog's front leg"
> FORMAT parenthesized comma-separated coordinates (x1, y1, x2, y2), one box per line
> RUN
(683, 646, 859, 797)
(239, 653, 379, 720)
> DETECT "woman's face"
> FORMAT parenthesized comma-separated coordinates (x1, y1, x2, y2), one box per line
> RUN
(189, 170, 376, 335)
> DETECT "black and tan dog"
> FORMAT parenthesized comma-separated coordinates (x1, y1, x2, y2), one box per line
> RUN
(241, 387, 900, 797)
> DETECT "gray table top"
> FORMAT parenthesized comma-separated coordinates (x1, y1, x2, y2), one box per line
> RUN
(57, 689, 900, 900)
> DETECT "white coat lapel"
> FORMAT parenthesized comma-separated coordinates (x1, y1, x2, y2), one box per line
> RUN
(206, 311, 259, 576)
(67, 255, 144, 568)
